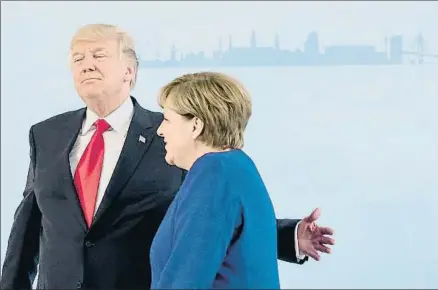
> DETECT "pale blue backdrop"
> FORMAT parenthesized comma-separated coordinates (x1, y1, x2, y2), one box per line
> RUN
(1, 1, 438, 288)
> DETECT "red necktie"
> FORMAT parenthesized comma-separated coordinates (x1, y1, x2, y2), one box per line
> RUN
(74, 119, 110, 227)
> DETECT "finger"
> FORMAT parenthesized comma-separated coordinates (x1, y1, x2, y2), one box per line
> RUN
(318, 226, 334, 236)
(319, 236, 335, 245)
(304, 208, 321, 223)
(315, 244, 331, 254)
(306, 249, 321, 261)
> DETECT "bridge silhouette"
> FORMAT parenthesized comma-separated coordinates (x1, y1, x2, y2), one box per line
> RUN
(400, 34, 438, 64)
(139, 31, 437, 68)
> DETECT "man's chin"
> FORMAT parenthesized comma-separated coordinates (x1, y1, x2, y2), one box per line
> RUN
(80, 90, 104, 100)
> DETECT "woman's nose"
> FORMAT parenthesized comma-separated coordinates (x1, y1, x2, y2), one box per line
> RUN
(156, 124, 163, 137)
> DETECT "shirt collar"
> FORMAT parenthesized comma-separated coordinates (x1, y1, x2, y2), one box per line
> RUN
(81, 97, 134, 136)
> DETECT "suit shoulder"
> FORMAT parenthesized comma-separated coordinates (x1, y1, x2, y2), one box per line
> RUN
(30, 108, 85, 133)
(139, 108, 164, 127)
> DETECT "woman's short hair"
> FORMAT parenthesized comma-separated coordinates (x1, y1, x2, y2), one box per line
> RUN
(158, 72, 252, 149)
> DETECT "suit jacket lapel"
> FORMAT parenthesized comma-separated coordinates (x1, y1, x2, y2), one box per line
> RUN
(91, 99, 155, 227)
(55, 108, 88, 231)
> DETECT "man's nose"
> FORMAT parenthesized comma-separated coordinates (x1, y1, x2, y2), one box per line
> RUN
(80, 58, 96, 73)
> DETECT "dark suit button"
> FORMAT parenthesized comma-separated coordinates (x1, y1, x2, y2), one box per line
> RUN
(85, 241, 94, 247)
(76, 281, 82, 288)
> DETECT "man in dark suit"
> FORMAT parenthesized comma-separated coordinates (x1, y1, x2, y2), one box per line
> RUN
(0, 24, 335, 290)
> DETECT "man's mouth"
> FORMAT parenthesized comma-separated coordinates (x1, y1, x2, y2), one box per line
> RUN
(82, 78, 101, 83)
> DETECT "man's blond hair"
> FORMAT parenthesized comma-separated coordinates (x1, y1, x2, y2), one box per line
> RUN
(158, 72, 252, 149)
(69, 24, 139, 88)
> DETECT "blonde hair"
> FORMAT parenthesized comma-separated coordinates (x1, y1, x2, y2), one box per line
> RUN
(158, 72, 252, 149)
(69, 23, 139, 88)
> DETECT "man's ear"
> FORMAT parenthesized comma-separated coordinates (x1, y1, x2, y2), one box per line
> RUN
(125, 65, 136, 83)
(192, 117, 204, 139)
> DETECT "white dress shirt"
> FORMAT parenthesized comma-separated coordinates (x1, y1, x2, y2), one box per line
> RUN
(68, 97, 305, 260)
(69, 97, 134, 215)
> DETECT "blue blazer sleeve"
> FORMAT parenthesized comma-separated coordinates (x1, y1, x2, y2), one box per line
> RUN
(155, 159, 241, 288)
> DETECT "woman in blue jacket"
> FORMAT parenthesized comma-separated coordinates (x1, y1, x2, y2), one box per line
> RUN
(150, 71, 280, 289)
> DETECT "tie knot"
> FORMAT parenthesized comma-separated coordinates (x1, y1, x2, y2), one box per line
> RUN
(94, 119, 111, 134)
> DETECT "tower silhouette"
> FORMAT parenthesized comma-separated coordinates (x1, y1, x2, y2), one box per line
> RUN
(304, 31, 319, 55)
(170, 44, 177, 61)
(274, 33, 280, 50)
(250, 30, 257, 48)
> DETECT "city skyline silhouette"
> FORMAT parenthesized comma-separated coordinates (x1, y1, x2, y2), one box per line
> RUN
(139, 30, 438, 68)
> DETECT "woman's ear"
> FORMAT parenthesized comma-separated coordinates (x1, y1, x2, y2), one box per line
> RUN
(192, 117, 204, 139)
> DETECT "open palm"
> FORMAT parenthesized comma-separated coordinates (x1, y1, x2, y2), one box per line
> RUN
(297, 208, 335, 261)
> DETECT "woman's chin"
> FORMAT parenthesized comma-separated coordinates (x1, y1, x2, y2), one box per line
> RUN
(164, 154, 175, 166)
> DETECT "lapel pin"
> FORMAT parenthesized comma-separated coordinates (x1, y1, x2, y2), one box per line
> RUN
(139, 135, 146, 143)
